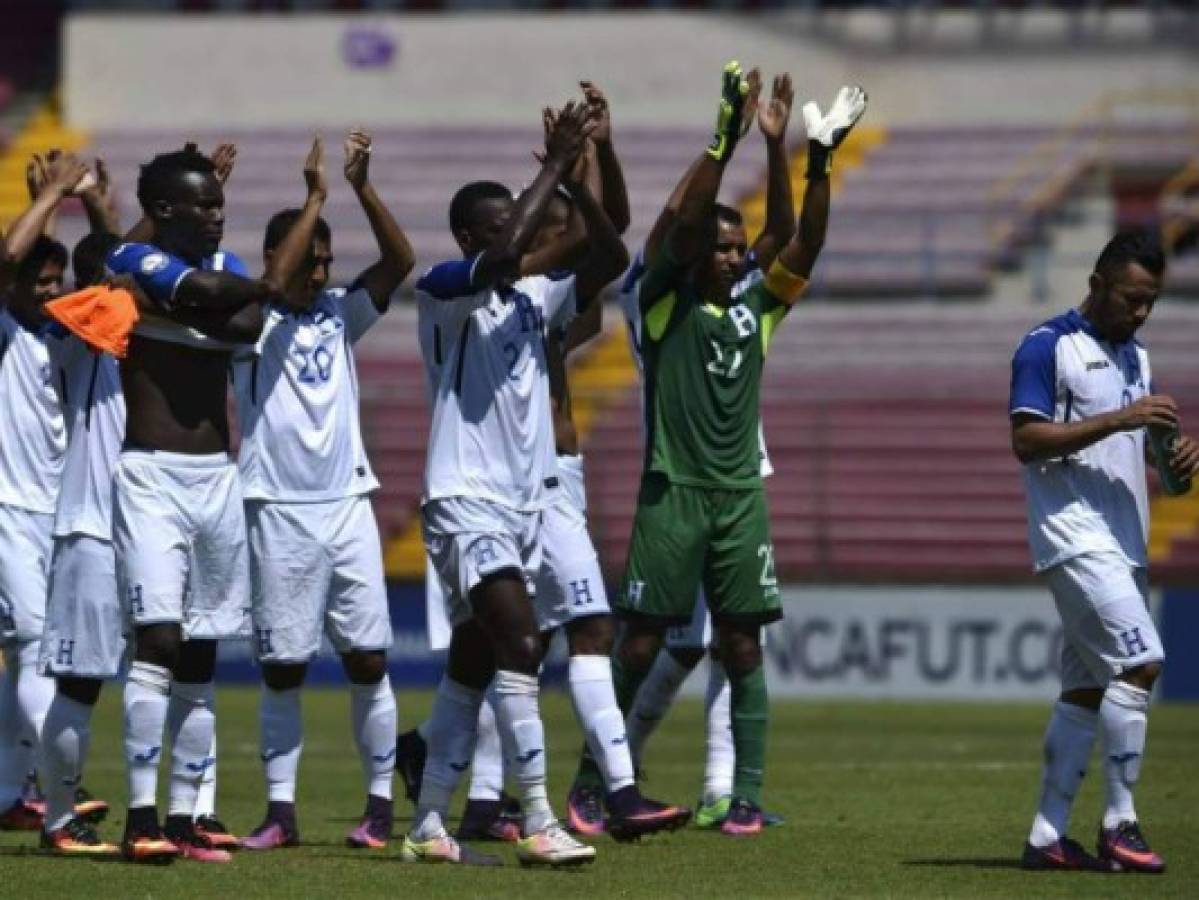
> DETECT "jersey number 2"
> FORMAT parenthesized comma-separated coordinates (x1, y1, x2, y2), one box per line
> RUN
(706, 340, 744, 379)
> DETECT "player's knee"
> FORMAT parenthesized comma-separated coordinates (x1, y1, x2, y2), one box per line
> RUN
(263, 662, 308, 691)
(56, 676, 102, 707)
(133, 623, 182, 672)
(566, 614, 614, 656)
(717, 624, 762, 676)
(668, 646, 705, 669)
(342, 651, 386, 685)
(173, 639, 218, 684)
(495, 631, 543, 676)
(617, 620, 665, 672)
(447, 621, 495, 690)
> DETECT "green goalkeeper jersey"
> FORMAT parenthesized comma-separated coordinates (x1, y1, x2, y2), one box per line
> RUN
(638, 248, 803, 490)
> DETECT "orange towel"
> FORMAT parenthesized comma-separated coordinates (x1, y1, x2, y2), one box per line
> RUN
(45, 286, 140, 358)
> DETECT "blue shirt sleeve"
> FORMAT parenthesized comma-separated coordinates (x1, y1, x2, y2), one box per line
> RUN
(106, 243, 195, 309)
(1009, 327, 1057, 420)
(209, 250, 249, 277)
(415, 255, 482, 301)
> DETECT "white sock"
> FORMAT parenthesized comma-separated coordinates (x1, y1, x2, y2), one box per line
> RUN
(1028, 700, 1098, 847)
(703, 661, 735, 804)
(194, 733, 217, 819)
(1100, 680, 1150, 829)
(492, 669, 553, 836)
(124, 661, 171, 809)
(40, 693, 94, 832)
(261, 686, 303, 804)
(15, 640, 55, 772)
(167, 680, 215, 818)
(468, 689, 504, 802)
(350, 676, 397, 801)
(626, 649, 692, 768)
(412, 677, 482, 839)
(0, 648, 26, 808)
(569, 655, 635, 793)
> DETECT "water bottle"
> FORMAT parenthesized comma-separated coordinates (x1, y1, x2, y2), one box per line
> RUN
(1148, 424, 1192, 496)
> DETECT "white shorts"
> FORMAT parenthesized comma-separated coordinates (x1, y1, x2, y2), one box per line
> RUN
(0, 504, 54, 644)
(1044, 551, 1164, 692)
(113, 450, 251, 641)
(423, 497, 543, 631)
(40, 534, 128, 679)
(425, 556, 453, 652)
(247, 496, 392, 663)
(534, 455, 610, 632)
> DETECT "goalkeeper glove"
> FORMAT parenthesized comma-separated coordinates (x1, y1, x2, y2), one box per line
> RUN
(802, 84, 868, 180)
(707, 61, 750, 164)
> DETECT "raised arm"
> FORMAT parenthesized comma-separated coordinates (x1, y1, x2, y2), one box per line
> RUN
(564, 148, 629, 310)
(80, 158, 121, 236)
(580, 81, 630, 235)
(2, 153, 88, 273)
(263, 136, 328, 299)
(752, 74, 796, 270)
(775, 85, 867, 280)
(665, 62, 752, 267)
(473, 101, 593, 289)
(343, 129, 415, 311)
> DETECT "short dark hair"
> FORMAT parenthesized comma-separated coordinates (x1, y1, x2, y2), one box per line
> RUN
(72, 231, 121, 288)
(16, 236, 68, 286)
(1094, 230, 1166, 281)
(136, 145, 216, 212)
(263, 209, 332, 254)
(714, 203, 744, 228)
(449, 181, 511, 233)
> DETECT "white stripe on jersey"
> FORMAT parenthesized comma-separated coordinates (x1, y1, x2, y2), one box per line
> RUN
(233, 286, 381, 502)
(50, 336, 124, 540)
(0, 312, 67, 514)
(417, 265, 576, 511)
(615, 253, 774, 478)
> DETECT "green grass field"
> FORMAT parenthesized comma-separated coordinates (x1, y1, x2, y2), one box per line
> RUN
(2, 687, 1196, 898)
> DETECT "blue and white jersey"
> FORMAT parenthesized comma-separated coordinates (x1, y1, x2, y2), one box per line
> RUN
(106, 242, 251, 351)
(49, 335, 124, 540)
(0, 311, 67, 514)
(1009, 308, 1153, 572)
(232, 285, 381, 502)
(616, 250, 773, 477)
(416, 255, 576, 511)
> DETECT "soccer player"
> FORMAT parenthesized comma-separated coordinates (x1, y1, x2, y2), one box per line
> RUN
(597, 62, 865, 837)
(0, 153, 90, 831)
(105, 145, 281, 863)
(598, 72, 797, 832)
(401, 101, 602, 868)
(235, 131, 413, 851)
(1010, 231, 1195, 874)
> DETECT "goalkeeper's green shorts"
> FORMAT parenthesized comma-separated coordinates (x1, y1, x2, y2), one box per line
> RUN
(614, 475, 782, 627)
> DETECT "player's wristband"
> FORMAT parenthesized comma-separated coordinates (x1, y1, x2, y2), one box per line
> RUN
(805, 140, 832, 181)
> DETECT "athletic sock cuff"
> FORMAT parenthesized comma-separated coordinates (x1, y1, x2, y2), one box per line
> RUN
(493, 669, 539, 696)
(568, 655, 611, 683)
(129, 661, 172, 695)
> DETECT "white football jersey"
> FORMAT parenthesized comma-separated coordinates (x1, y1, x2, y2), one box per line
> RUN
(416, 257, 576, 511)
(1010, 308, 1152, 572)
(616, 251, 774, 477)
(0, 312, 67, 514)
(233, 286, 381, 502)
(49, 335, 125, 540)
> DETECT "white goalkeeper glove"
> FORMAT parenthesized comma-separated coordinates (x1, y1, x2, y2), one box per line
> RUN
(801, 84, 868, 180)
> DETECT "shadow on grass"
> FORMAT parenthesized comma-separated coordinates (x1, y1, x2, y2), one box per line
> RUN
(0, 846, 125, 863)
(903, 858, 1024, 870)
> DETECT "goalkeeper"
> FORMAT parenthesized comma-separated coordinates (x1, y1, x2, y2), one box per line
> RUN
(597, 62, 866, 835)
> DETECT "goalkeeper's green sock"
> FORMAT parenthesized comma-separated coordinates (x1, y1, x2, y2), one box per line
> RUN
(729, 664, 769, 807)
